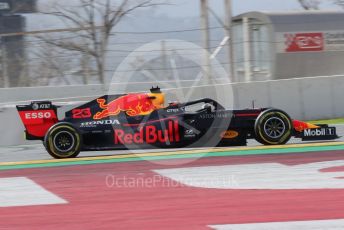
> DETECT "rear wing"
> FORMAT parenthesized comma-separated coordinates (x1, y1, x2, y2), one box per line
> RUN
(16, 101, 59, 140)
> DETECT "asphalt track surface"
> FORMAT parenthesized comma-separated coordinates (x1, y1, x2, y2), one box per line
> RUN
(0, 125, 342, 163)
(1, 137, 344, 163)
(1, 126, 344, 229)
(0, 125, 343, 163)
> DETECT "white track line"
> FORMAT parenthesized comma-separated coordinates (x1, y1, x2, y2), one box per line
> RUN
(0, 177, 67, 207)
(154, 160, 344, 189)
(209, 219, 344, 230)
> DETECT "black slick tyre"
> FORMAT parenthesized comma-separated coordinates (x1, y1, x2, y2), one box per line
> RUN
(44, 123, 81, 159)
(254, 109, 293, 145)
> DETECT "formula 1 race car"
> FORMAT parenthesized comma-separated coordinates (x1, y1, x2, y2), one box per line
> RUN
(17, 87, 338, 159)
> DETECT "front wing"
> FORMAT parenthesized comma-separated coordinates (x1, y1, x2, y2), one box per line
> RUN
(295, 125, 339, 141)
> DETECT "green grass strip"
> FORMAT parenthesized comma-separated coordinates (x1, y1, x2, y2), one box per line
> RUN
(308, 118, 344, 124)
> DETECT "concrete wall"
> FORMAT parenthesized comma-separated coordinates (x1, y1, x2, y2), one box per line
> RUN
(1, 75, 344, 146)
(232, 75, 344, 120)
(0, 79, 227, 104)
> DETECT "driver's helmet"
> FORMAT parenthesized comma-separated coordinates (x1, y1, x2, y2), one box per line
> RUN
(202, 103, 215, 112)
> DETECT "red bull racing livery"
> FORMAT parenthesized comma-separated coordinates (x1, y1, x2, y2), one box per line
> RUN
(16, 87, 338, 159)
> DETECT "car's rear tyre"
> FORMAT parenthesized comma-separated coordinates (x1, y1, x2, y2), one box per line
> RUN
(254, 109, 292, 145)
(44, 123, 81, 159)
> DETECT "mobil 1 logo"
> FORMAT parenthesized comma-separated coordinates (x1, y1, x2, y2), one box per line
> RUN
(302, 127, 337, 140)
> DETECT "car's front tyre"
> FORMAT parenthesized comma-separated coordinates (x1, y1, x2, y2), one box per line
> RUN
(254, 109, 292, 145)
(44, 123, 81, 159)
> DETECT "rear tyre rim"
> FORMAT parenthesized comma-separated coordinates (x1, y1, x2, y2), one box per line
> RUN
(53, 131, 75, 153)
(263, 117, 286, 139)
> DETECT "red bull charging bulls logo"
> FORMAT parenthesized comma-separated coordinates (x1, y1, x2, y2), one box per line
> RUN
(94, 93, 161, 119)
(114, 120, 180, 145)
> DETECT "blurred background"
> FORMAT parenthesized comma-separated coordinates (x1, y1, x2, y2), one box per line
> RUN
(2, 0, 344, 88)
(1, 0, 344, 146)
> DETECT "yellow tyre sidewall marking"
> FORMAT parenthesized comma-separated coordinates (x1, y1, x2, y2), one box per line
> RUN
(257, 111, 292, 145)
(48, 125, 81, 158)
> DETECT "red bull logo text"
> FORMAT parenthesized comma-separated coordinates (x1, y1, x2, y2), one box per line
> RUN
(114, 120, 180, 145)
(94, 93, 163, 120)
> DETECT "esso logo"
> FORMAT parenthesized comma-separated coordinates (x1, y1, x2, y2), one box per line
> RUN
(25, 112, 52, 120)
